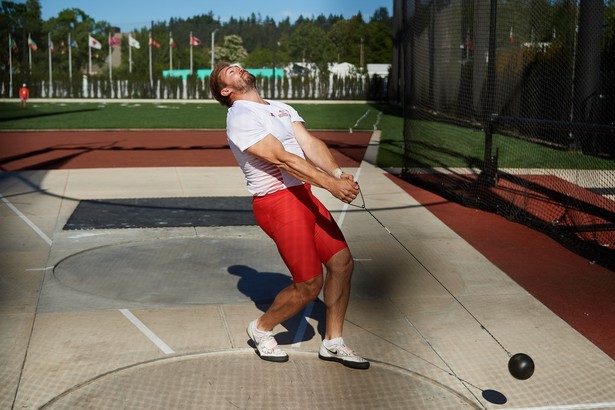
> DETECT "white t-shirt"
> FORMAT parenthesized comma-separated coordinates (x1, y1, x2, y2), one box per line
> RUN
(226, 99, 306, 196)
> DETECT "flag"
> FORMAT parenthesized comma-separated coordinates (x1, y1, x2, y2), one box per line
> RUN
(61, 41, 67, 54)
(49, 38, 55, 52)
(190, 34, 202, 46)
(129, 35, 140, 49)
(89, 35, 102, 49)
(10, 37, 17, 51)
(28, 37, 38, 51)
(70, 39, 78, 48)
(109, 35, 121, 47)
(149, 35, 160, 48)
(508, 27, 515, 44)
(170, 35, 176, 48)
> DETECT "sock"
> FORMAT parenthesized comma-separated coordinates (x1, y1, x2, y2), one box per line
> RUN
(323, 337, 343, 348)
(253, 320, 269, 336)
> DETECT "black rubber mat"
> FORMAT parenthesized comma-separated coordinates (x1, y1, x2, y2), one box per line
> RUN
(63, 197, 256, 230)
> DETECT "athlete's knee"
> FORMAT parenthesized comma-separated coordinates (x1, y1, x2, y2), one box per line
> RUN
(295, 275, 323, 302)
(327, 249, 354, 280)
(341, 254, 354, 276)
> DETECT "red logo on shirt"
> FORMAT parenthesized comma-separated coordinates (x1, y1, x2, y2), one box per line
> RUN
(278, 110, 289, 118)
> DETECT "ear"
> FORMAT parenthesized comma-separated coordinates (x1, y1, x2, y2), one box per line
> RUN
(221, 87, 232, 97)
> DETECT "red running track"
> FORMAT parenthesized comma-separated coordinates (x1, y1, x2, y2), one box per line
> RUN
(0, 130, 371, 171)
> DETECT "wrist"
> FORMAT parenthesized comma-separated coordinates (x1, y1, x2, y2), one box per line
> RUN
(332, 168, 343, 179)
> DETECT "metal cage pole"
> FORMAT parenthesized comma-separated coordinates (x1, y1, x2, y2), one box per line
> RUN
(480, 0, 499, 186)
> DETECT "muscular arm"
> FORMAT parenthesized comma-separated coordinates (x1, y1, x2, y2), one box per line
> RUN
(245, 134, 359, 203)
(291, 122, 342, 177)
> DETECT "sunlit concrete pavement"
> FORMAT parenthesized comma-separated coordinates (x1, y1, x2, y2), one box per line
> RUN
(1, 132, 615, 409)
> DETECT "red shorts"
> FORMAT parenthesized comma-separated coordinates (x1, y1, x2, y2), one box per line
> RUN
(252, 184, 348, 283)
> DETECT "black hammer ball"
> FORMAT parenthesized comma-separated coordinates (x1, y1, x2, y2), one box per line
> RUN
(508, 353, 535, 380)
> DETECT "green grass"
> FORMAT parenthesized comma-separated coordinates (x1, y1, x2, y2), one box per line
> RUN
(293, 104, 383, 130)
(0, 102, 230, 129)
(377, 116, 614, 170)
(1, 101, 611, 169)
(0, 102, 378, 131)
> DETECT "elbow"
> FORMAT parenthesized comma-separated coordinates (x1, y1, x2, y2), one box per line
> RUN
(276, 161, 298, 177)
(271, 154, 296, 171)
(271, 158, 289, 170)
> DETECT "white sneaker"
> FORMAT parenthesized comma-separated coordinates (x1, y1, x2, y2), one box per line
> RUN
(246, 320, 288, 362)
(319, 340, 370, 369)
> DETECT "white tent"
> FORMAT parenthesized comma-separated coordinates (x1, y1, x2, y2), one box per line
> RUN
(328, 62, 356, 77)
(367, 64, 391, 78)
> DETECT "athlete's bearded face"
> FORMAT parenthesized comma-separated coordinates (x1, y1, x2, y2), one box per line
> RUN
(233, 68, 256, 94)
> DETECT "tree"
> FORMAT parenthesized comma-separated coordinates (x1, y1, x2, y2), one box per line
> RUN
(216, 35, 248, 64)
(364, 20, 392, 63)
(1, 3, 394, 98)
(243, 48, 271, 67)
(329, 20, 354, 64)
(42, 8, 106, 77)
(289, 21, 336, 68)
(370, 7, 392, 24)
(1, 0, 43, 85)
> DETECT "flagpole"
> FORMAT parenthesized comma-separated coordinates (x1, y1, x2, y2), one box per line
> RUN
(88, 33, 92, 75)
(68, 33, 72, 84)
(28, 33, 32, 74)
(169, 32, 173, 74)
(48, 32, 52, 97)
(129, 34, 133, 73)
(211, 29, 218, 69)
(8, 33, 13, 98)
(190, 32, 193, 73)
(108, 33, 113, 85)
(149, 33, 153, 89)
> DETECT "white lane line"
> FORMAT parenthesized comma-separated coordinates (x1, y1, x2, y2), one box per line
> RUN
(0, 194, 52, 246)
(353, 109, 371, 127)
(291, 301, 315, 347)
(66, 232, 110, 239)
(373, 111, 383, 129)
(119, 309, 175, 355)
(25, 266, 54, 271)
(337, 202, 351, 227)
(506, 403, 615, 410)
(349, 109, 371, 133)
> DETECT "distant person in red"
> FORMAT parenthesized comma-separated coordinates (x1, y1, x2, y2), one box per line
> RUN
(19, 83, 29, 109)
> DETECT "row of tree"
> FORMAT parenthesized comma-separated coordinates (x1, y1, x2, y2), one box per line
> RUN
(0, 0, 393, 97)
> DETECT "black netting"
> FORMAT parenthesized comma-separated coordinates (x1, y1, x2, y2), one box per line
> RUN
(391, 0, 614, 270)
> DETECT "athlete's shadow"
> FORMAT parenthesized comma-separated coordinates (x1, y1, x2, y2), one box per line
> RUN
(228, 264, 326, 345)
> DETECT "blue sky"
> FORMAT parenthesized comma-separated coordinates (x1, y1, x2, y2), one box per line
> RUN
(36, 0, 393, 32)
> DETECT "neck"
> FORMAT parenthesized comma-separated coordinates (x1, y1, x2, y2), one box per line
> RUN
(231, 89, 268, 105)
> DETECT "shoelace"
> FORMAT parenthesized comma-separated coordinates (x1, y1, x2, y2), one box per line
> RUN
(340, 345, 355, 356)
(260, 335, 280, 353)
(327, 344, 354, 356)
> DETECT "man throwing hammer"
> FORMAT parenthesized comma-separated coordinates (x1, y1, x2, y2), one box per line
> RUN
(209, 63, 369, 369)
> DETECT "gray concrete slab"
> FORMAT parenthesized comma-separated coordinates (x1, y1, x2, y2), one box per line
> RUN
(1, 135, 615, 409)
